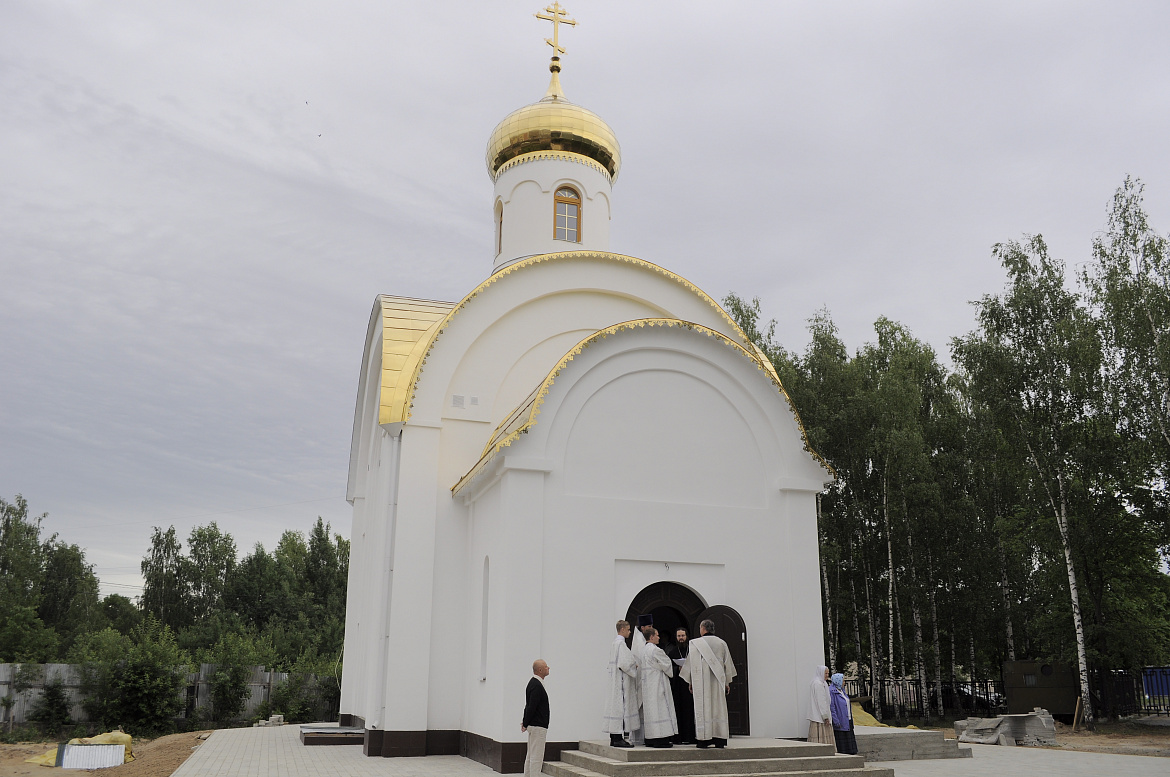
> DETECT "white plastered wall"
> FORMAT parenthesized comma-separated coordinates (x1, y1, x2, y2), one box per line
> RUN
(460, 324, 827, 746)
(342, 255, 828, 742)
(493, 158, 612, 271)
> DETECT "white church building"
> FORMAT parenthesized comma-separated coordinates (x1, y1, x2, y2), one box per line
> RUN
(339, 9, 831, 771)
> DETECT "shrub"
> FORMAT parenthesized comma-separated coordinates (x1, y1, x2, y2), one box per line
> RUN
(204, 631, 269, 724)
(71, 628, 131, 726)
(270, 650, 341, 724)
(73, 618, 191, 736)
(28, 678, 71, 734)
(110, 618, 189, 735)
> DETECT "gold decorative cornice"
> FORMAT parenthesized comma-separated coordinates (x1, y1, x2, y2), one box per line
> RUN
(377, 251, 830, 479)
(493, 150, 612, 182)
(385, 251, 760, 425)
(451, 319, 831, 494)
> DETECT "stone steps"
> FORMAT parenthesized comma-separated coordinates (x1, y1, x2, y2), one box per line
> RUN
(852, 727, 971, 761)
(578, 742, 838, 761)
(562, 750, 867, 776)
(544, 740, 893, 777)
(546, 764, 893, 777)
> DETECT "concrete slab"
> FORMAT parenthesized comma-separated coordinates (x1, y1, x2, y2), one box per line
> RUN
(170, 724, 495, 777)
(170, 725, 1170, 777)
(870, 742, 1169, 777)
(854, 726, 971, 760)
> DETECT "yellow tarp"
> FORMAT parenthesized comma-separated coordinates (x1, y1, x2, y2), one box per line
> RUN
(24, 730, 134, 766)
(852, 701, 888, 727)
(22, 747, 57, 767)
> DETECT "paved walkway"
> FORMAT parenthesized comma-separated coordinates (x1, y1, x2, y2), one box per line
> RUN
(871, 743, 1169, 776)
(170, 725, 494, 777)
(172, 724, 1169, 777)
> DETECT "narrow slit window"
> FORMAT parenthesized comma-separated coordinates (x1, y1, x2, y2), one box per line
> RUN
(495, 201, 504, 255)
(554, 186, 581, 242)
(480, 557, 490, 681)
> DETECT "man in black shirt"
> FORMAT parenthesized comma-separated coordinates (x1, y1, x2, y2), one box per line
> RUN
(522, 659, 551, 777)
(666, 627, 696, 744)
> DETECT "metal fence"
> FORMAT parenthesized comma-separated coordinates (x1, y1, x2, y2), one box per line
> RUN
(1090, 667, 1170, 718)
(842, 667, 1170, 722)
(843, 677, 1005, 721)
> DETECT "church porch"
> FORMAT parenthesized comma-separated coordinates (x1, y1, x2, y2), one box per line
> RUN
(544, 738, 891, 777)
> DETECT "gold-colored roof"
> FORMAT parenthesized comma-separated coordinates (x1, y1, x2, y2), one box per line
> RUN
(451, 319, 831, 494)
(375, 296, 456, 426)
(486, 71, 621, 181)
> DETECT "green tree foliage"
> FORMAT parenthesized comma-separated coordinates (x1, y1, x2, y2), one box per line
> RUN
(953, 235, 1105, 718)
(102, 594, 143, 635)
(270, 650, 342, 724)
(77, 618, 190, 736)
(1, 499, 346, 730)
(28, 678, 72, 734)
(204, 631, 272, 723)
(723, 179, 1170, 722)
(38, 540, 102, 656)
(184, 522, 236, 622)
(0, 496, 55, 662)
(1081, 176, 1170, 547)
(143, 518, 348, 670)
(70, 627, 134, 727)
(140, 526, 186, 632)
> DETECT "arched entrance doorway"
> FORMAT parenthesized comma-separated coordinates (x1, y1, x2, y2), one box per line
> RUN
(625, 583, 749, 736)
(625, 581, 706, 653)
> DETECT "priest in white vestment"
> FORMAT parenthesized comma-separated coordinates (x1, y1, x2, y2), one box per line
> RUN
(679, 618, 737, 748)
(639, 628, 678, 747)
(603, 620, 639, 748)
(629, 614, 653, 745)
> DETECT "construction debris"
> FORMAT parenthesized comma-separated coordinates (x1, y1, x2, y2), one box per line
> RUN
(955, 707, 1057, 746)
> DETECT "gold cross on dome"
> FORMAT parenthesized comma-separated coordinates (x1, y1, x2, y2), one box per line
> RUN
(535, 2, 577, 57)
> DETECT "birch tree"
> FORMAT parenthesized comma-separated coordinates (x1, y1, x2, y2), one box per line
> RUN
(954, 237, 1100, 721)
(1082, 177, 1170, 546)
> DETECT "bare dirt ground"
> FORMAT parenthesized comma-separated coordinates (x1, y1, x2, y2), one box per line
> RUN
(1051, 719, 1170, 757)
(0, 730, 212, 777)
(923, 718, 1170, 757)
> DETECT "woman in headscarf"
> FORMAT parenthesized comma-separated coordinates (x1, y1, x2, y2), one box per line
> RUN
(829, 673, 857, 755)
(806, 665, 834, 747)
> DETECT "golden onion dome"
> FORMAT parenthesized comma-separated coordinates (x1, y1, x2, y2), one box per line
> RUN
(486, 60, 621, 182)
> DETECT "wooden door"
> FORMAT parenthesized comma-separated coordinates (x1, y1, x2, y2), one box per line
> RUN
(697, 604, 749, 736)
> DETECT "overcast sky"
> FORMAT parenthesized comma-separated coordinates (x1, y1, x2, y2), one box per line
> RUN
(3, 1, 1168, 598)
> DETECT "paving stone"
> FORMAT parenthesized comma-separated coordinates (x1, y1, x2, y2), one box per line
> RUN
(170, 725, 1169, 777)
(870, 742, 1169, 777)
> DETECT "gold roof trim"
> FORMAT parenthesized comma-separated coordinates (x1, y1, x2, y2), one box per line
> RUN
(387, 250, 781, 427)
(494, 150, 611, 181)
(376, 296, 457, 426)
(451, 319, 831, 495)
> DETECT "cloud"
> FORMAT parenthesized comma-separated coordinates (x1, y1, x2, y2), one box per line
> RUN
(2, 0, 1168, 591)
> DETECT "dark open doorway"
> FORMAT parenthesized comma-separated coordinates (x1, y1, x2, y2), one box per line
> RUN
(625, 581, 706, 652)
(625, 583, 750, 736)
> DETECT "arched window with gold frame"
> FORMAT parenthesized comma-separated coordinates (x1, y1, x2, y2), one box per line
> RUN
(554, 186, 581, 243)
